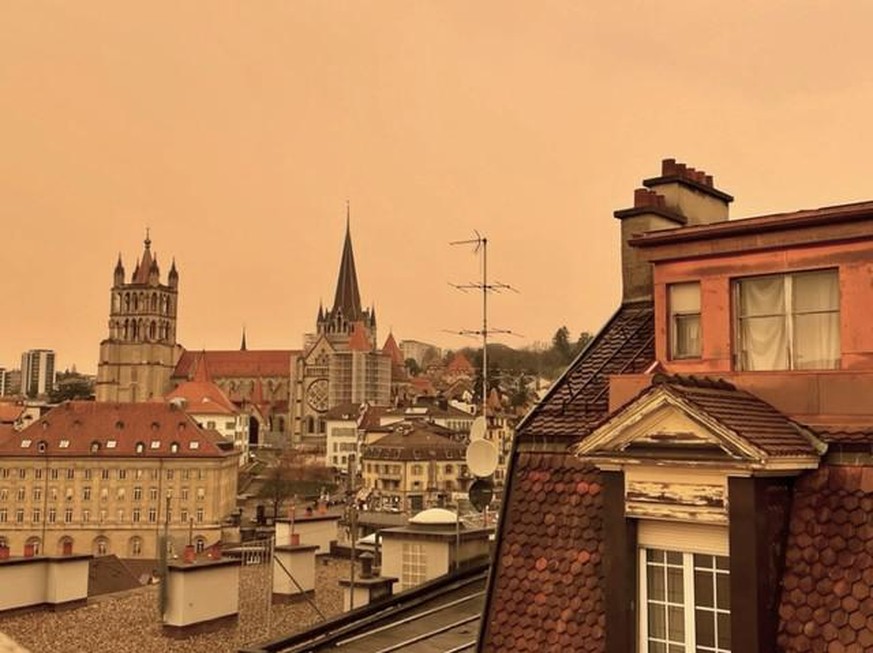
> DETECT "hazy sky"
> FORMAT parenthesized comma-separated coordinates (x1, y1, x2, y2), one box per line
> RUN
(4, 2, 873, 374)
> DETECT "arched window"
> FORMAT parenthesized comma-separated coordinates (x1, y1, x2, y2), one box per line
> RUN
(148, 321, 156, 340)
(133, 294, 139, 311)
(90, 441, 101, 454)
(170, 442, 180, 453)
(93, 536, 110, 556)
(135, 442, 145, 454)
(195, 537, 207, 553)
(150, 294, 157, 312)
(124, 293, 131, 311)
(129, 536, 143, 557)
(58, 536, 74, 556)
(25, 536, 41, 556)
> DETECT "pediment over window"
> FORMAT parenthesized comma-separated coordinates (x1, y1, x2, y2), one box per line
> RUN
(574, 375, 824, 473)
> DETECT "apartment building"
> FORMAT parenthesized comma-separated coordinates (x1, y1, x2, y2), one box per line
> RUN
(0, 401, 238, 560)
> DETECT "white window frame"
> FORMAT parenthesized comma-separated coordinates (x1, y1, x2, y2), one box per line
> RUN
(638, 521, 730, 653)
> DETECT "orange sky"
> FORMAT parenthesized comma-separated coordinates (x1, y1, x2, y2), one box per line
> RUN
(3, 2, 873, 374)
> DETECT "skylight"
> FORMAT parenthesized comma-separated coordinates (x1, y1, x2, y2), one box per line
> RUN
(20, 439, 31, 448)
(150, 440, 161, 449)
(59, 440, 70, 448)
(189, 441, 200, 450)
(106, 440, 117, 449)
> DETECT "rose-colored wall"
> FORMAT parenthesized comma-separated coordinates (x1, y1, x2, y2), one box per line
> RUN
(652, 239, 873, 372)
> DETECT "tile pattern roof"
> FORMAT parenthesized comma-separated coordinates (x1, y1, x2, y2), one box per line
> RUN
(0, 401, 232, 458)
(480, 452, 605, 652)
(654, 376, 821, 456)
(173, 349, 295, 379)
(362, 422, 466, 461)
(165, 353, 238, 415)
(813, 428, 873, 445)
(778, 465, 873, 651)
(521, 302, 655, 439)
(0, 403, 24, 424)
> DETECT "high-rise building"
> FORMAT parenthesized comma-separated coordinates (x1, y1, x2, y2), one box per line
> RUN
(95, 233, 183, 403)
(20, 350, 55, 398)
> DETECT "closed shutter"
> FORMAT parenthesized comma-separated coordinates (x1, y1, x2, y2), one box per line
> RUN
(637, 519, 728, 556)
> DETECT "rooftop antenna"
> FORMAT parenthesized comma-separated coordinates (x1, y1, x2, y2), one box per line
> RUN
(449, 231, 519, 419)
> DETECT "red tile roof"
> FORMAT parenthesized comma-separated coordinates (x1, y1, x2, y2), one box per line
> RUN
(654, 375, 821, 457)
(0, 402, 24, 424)
(0, 401, 234, 458)
(480, 452, 605, 652)
(348, 321, 371, 352)
(778, 465, 873, 650)
(382, 332, 404, 366)
(165, 353, 238, 416)
(173, 349, 296, 379)
(362, 422, 465, 461)
(520, 302, 655, 439)
(447, 352, 474, 374)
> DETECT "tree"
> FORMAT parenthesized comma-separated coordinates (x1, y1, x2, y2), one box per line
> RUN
(258, 450, 335, 520)
(404, 358, 421, 377)
(574, 331, 593, 356)
(552, 326, 573, 365)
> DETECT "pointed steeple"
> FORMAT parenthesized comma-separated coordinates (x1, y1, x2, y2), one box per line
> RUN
(168, 257, 179, 288)
(133, 230, 154, 284)
(114, 254, 125, 286)
(330, 206, 363, 322)
(240, 327, 247, 351)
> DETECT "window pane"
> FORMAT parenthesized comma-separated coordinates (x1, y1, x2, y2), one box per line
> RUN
(649, 643, 666, 653)
(740, 316, 788, 370)
(666, 551, 683, 565)
(674, 314, 701, 358)
(794, 313, 839, 369)
(667, 567, 684, 603)
(738, 276, 784, 317)
(716, 572, 730, 610)
(793, 269, 838, 312)
(670, 282, 701, 312)
(695, 568, 714, 607)
(715, 556, 729, 571)
(649, 603, 666, 639)
(648, 564, 665, 600)
(717, 612, 731, 649)
(668, 606, 685, 641)
(648, 549, 665, 563)
(694, 554, 714, 569)
(695, 609, 715, 647)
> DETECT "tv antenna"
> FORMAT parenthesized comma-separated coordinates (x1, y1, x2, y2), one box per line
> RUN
(449, 231, 519, 419)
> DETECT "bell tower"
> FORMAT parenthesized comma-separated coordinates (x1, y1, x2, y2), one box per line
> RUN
(95, 232, 183, 402)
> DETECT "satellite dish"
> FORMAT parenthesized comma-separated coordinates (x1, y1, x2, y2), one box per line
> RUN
(468, 478, 494, 512)
(466, 438, 498, 477)
(469, 416, 487, 441)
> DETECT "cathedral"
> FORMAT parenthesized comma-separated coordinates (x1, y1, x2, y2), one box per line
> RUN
(95, 221, 393, 449)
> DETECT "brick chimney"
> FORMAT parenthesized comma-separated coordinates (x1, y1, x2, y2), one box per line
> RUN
(613, 159, 732, 302)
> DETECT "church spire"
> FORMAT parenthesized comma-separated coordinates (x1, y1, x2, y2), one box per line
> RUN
(240, 326, 247, 351)
(133, 229, 154, 284)
(330, 205, 363, 322)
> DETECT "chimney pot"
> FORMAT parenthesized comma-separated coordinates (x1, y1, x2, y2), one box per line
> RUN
(662, 158, 677, 175)
(704, 174, 713, 187)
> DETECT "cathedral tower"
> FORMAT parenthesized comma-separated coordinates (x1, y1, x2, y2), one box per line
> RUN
(95, 233, 183, 402)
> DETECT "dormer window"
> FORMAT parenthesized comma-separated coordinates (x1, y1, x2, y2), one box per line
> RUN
(734, 269, 839, 371)
(170, 442, 179, 453)
(90, 441, 101, 453)
(135, 442, 145, 454)
(37, 441, 47, 453)
(669, 282, 701, 359)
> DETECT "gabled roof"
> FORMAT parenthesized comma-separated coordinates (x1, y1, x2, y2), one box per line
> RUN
(576, 375, 824, 464)
(382, 332, 404, 365)
(520, 301, 655, 439)
(165, 354, 238, 416)
(0, 401, 233, 458)
(446, 351, 474, 375)
(173, 349, 296, 379)
(362, 422, 465, 461)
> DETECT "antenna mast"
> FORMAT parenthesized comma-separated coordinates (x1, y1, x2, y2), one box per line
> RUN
(449, 231, 518, 418)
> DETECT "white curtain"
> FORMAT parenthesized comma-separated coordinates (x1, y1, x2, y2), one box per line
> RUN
(738, 276, 788, 370)
(792, 270, 840, 369)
